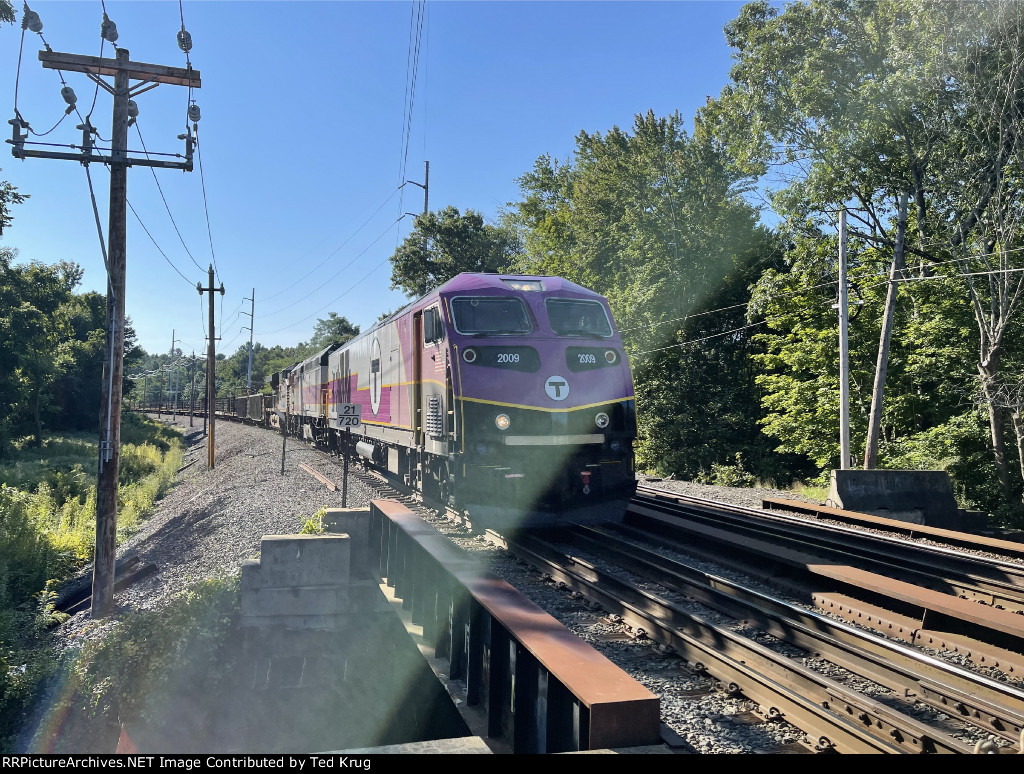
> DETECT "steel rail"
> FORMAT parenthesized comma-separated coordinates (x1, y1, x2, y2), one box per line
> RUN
(762, 497, 1024, 559)
(632, 489, 1024, 613)
(627, 499, 1024, 655)
(506, 531, 975, 754)
(568, 522, 1024, 747)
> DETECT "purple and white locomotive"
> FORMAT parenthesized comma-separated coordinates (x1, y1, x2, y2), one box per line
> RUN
(281, 272, 637, 529)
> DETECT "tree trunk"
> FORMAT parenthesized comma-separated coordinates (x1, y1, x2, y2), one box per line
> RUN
(864, 194, 907, 469)
(1011, 408, 1024, 504)
(979, 359, 1012, 498)
(31, 382, 42, 448)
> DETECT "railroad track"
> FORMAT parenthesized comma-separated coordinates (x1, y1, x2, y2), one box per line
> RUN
(629, 488, 1024, 667)
(633, 487, 1024, 610)
(503, 524, 1021, 754)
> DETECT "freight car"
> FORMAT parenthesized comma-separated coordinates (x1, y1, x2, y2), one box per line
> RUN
(276, 273, 638, 530)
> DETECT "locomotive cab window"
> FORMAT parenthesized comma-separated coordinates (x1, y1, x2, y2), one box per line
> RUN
(546, 299, 613, 337)
(451, 296, 532, 335)
(423, 307, 445, 344)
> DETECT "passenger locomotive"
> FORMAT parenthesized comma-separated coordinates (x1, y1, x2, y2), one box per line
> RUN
(215, 273, 638, 529)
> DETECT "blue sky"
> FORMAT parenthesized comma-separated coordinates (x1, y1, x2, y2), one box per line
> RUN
(2, 0, 746, 359)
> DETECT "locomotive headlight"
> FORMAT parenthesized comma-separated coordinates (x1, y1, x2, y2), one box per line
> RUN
(495, 413, 511, 430)
(604, 349, 618, 364)
(595, 412, 610, 429)
(463, 347, 478, 363)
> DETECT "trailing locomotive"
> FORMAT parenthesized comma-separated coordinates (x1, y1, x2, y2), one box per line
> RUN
(226, 273, 637, 529)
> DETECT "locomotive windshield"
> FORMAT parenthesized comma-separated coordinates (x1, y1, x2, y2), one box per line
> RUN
(546, 298, 613, 337)
(451, 296, 532, 335)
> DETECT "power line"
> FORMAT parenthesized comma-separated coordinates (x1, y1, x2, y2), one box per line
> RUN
(195, 128, 221, 287)
(134, 121, 204, 272)
(397, 0, 426, 217)
(257, 217, 403, 337)
(127, 199, 196, 287)
(260, 184, 403, 304)
(260, 213, 405, 322)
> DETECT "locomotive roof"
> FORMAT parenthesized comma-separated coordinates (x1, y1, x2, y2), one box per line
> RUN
(434, 273, 601, 297)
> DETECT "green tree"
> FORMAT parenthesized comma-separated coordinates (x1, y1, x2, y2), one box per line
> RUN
(305, 312, 359, 352)
(0, 1, 14, 25)
(509, 110, 785, 480)
(388, 206, 521, 297)
(2, 259, 81, 447)
(707, 0, 1024, 506)
(0, 170, 25, 237)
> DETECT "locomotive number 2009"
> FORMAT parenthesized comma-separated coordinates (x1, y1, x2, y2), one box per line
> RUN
(577, 353, 598, 364)
(497, 353, 520, 363)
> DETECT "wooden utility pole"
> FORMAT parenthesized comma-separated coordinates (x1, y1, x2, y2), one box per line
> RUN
(198, 265, 224, 468)
(7, 48, 200, 617)
(864, 195, 908, 469)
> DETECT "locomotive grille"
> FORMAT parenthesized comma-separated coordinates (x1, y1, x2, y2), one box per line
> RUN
(426, 395, 443, 438)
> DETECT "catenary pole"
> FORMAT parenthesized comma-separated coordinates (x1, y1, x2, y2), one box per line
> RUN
(189, 351, 196, 428)
(243, 289, 255, 392)
(169, 330, 178, 422)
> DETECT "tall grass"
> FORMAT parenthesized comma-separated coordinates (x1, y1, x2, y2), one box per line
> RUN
(0, 415, 185, 752)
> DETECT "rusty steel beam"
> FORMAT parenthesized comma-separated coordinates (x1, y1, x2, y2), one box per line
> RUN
(368, 499, 661, 753)
(814, 591, 1024, 679)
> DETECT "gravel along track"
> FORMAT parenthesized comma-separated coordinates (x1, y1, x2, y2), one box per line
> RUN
(45, 417, 1007, 753)
(54, 415, 377, 651)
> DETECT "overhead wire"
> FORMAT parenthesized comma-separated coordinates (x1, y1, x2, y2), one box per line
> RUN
(260, 184, 404, 304)
(257, 216, 404, 336)
(260, 213, 406, 320)
(127, 199, 197, 287)
(397, 0, 425, 218)
(195, 133, 221, 286)
(134, 121, 205, 272)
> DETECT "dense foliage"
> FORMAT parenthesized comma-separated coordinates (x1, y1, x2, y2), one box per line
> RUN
(0, 413, 183, 751)
(701, 0, 1024, 515)
(0, 250, 141, 455)
(505, 110, 799, 482)
(388, 206, 521, 296)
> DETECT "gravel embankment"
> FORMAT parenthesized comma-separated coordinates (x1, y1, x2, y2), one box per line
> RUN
(55, 414, 377, 651)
